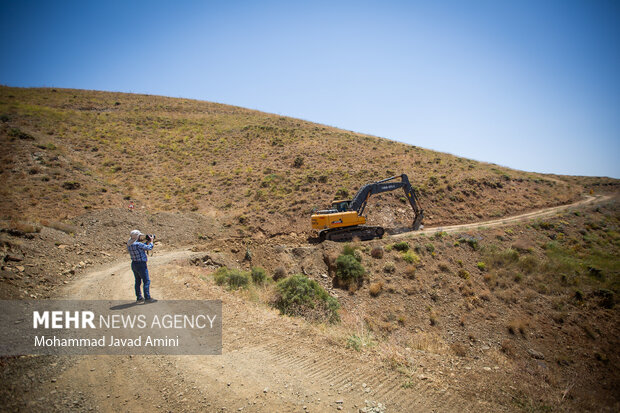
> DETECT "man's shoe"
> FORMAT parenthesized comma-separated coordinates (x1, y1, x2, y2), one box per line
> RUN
(136, 298, 145, 303)
(145, 298, 157, 303)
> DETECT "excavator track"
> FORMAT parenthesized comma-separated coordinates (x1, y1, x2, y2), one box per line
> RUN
(320, 226, 385, 242)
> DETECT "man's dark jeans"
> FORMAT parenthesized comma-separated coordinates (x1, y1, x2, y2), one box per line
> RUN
(131, 261, 150, 300)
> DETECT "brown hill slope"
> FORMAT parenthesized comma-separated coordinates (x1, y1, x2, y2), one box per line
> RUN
(0, 86, 603, 236)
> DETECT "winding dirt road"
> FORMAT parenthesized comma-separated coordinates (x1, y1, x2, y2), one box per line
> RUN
(38, 195, 610, 412)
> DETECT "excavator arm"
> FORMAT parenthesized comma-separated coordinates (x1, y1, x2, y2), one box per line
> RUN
(350, 174, 424, 230)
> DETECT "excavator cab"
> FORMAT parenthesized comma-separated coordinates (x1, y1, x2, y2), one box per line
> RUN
(331, 200, 351, 212)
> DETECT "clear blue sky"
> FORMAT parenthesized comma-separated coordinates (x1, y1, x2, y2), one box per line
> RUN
(1, 0, 618, 178)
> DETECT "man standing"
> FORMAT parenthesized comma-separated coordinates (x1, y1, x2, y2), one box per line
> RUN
(127, 229, 156, 303)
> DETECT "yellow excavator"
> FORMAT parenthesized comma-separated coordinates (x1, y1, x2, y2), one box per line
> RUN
(311, 174, 424, 242)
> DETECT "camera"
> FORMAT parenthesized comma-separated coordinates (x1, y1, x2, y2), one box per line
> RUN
(144, 234, 156, 243)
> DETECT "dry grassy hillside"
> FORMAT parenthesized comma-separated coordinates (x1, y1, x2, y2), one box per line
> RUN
(0, 87, 618, 412)
(0, 86, 594, 236)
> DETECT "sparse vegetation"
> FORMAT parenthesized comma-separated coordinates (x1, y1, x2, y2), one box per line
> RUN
(0, 87, 617, 412)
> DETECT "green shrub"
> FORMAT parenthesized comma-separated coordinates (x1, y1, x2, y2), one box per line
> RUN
(425, 243, 435, 253)
(383, 261, 395, 273)
(335, 188, 349, 199)
(346, 333, 375, 351)
(401, 250, 420, 264)
(477, 262, 486, 271)
(335, 254, 366, 287)
(457, 236, 480, 250)
(273, 274, 339, 323)
(251, 267, 268, 284)
(433, 231, 447, 239)
(342, 244, 357, 258)
(214, 267, 251, 290)
(458, 269, 470, 279)
(392, 241, 410, 251)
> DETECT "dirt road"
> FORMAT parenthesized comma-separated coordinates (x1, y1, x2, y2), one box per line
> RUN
(394, 194, 611, 238)
(52, 248, 486, 412)
(33, 195, 611, 412)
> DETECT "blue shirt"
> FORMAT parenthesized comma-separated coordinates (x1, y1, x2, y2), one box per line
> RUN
(127, 242, 153, 262)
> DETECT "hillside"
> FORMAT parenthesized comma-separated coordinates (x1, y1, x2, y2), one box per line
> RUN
(0, 86, 604, 237)
(0, 86, 618, 412)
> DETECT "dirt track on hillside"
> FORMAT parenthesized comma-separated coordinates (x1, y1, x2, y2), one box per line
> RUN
(394, 194, 611, 238)
(35, 195, 611, 413)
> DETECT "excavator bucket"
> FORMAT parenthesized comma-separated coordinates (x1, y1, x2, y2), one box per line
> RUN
(412, 211, 424, 230)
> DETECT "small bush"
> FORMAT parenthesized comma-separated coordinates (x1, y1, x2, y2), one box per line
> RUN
(335, 188, 349, 199)
(433, 231, 447, 239)
(425, 243, 435, 253)
(477, 262, 486, 271)
(370, 246, 384, 259)
(457, 236, 480, 250)
(401, 250, 420, 264)
(429, 310, 438, 326)
(342, 244, 356, 256)
(346, 333, 375, 351)
(62, 181, 81, 190)
(383, 261, 395, 273)
(214, 267, 251, 290)
(273, 274, 339, 323)
(392, 241, 410, 251)
(450, 342, 467, 357)
(457, 269, 470, 279)
(335, 254, 366, 288)
(273, 267, 287, 281)
(507, 318, 528, 336)
(293, 156, 304, 168)
(369, 282, 383, 297)
(404, 265, 416, 279)
(251, 267, 268, 284)
(438, 262, 450, 272)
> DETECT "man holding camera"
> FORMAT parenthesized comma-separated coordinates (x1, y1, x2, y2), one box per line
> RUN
(127, 230, 156, 303)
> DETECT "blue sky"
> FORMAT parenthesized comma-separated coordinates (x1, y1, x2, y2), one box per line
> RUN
(1, 0, 618, 178)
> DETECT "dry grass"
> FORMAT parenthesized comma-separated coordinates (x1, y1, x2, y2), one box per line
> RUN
(6, 220, 41, 234)
(507, 317, 529, 336)
(40, 219, 77, 234)
(369, 281, 383, 297)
